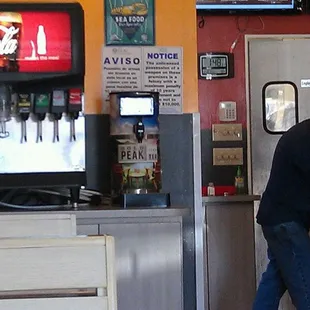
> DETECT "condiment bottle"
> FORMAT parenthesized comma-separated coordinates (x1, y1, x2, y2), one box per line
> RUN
(235, 166, 245, 194)
(207, 182, 215, 196)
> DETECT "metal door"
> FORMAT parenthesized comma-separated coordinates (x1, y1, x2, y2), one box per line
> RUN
(249, 37, 310, 310)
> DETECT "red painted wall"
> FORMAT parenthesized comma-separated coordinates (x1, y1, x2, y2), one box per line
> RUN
(197, 15, 310, 130)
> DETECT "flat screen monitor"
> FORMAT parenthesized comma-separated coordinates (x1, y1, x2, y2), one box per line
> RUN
(120, 97, 155, 116)
(0, 11, 72, 73)
(0, 2, 84, 83)
(196, 0, 303, 14)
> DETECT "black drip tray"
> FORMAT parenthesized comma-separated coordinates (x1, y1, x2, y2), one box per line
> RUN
(120, 193, 171, 208)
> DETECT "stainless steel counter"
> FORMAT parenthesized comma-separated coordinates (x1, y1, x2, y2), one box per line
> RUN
(0, 204, 189, 310)
(0, 204, 187, 310)
(203, 195, 260, 204)
(0, 205, 190, 221)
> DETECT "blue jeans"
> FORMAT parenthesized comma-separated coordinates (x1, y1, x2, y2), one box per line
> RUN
(253, 221, 310, 310)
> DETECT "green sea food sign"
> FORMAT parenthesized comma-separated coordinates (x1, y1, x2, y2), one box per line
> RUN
(105, 0, 155, 46)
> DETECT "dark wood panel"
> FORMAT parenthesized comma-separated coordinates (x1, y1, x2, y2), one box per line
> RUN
(205, 203, 256, 310)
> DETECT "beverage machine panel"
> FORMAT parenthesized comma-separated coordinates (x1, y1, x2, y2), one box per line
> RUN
(110, 91, 170, 208)
(0, 3, 85, 206)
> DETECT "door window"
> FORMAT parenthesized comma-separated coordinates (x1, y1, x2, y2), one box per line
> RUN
(262, 81, 298, 134)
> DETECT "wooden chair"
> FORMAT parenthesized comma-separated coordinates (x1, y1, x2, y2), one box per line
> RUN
(0, 235, 117, 310)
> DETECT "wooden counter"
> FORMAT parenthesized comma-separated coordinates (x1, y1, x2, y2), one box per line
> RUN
(203, 196, 260, 310)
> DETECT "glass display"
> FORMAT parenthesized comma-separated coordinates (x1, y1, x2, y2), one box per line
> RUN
(196, 0, 295, 10)
(263, 82, 298, 133)
(120, 97, 154, 116)
(0, 11, 72, 73)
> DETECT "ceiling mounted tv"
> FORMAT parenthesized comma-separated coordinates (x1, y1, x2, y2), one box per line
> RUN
(196, 0, 304, 15)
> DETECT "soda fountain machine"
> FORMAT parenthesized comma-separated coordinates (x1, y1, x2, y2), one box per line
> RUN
(110, 91, 170, 208)
(0, 3, 86, 208)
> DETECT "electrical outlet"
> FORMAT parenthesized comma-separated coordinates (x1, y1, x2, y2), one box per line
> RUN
(213, 148, 243, 166)
(212, 124, 243, 141)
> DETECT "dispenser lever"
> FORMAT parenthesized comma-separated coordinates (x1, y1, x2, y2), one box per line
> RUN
(50, 91, 66, 143)
(36, 118, 44, 143)
(21, 121, 27, 143)
(16, 93, 31, 144)
(0, 121, 9, 139)
(53, 119, 60, 142)
(70, 118, 76, 142)
(33, 94, 50, 144)
(0, 85, 12, 139)
(66, 89, 82, 143)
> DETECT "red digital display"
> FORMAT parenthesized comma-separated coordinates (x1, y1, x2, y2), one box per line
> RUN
(0, 12, 72, 73)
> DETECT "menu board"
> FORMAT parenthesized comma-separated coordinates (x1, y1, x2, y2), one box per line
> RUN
(0, 11, 72, 73)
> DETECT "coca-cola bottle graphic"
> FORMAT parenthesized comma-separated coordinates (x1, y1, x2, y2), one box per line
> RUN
(37, 25, 47, 55)
(0, 12, 22, 72)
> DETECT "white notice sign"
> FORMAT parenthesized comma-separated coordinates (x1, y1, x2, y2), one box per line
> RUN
(102, 46, 183, 114)
(102, 47, 142, 113)
(301, 79, 310, 88)
(143, 47, 182, 114)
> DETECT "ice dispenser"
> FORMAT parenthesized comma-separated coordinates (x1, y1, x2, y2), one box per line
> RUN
(110, 91, 170, 208)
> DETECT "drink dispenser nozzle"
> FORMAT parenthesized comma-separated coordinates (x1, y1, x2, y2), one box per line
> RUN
(66, 89, 82, 142)
(0, 84, 12, 139)
(50, 90, 66, 143)
(33, 93, 50, 143)
(133, 118, 145, 143)
(16, 93, 31, 143)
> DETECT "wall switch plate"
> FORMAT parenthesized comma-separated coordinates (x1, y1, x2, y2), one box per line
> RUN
(213, 148, 243, 166)
(212, 123, 243, 141)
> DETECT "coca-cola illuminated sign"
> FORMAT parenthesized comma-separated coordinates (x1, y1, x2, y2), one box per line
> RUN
(0, 11, 72, 73)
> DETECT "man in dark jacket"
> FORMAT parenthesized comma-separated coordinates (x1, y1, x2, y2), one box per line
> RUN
(253, 119, 310, 310)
